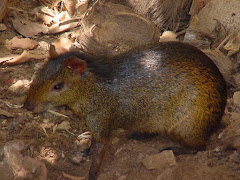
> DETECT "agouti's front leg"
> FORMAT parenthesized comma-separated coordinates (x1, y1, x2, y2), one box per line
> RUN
(88, 138, 110, 180)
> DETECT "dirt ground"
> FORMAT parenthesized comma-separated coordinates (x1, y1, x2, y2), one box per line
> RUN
(1, 0, 240, 180)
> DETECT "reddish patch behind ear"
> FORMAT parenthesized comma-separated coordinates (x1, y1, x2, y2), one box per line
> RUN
(64, 56, 87, 75)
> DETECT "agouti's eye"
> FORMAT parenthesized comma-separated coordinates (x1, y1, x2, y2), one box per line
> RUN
(53, 82, 64, 90)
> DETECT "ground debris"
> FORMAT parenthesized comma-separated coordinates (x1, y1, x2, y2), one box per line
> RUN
(141, 150, 177, 170)
(1, 140, 47, 180)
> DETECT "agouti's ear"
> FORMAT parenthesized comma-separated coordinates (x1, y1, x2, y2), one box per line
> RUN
(64, 56, 87, 75)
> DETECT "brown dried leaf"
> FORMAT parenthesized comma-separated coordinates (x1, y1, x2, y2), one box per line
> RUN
(12, 13, 48, 38)
(9, 37, 38, 50)
(50, 36, 75, 58)
(48, 21, 80, 34)
(0, 51, 46, 65)
(64, 0, 77, 17)
(224, 33, 240, 56)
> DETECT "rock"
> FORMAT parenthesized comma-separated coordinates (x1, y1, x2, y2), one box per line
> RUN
(233, 91, 240, 107)
(141, 150, 177, 170)
(8, 80, 30, 93)
(9, 37, 38, 50)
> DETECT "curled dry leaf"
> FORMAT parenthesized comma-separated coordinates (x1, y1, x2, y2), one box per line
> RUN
(64, 0, 77, 17)
(52, 11, 69, 23)
(64, 0, 89, 17)
(48, 20, 80, 34)
(49, 36, 75, 58)
(223, 33, 240, 56)
(34, 1, 83, 34)
(0, 51, 46, 65)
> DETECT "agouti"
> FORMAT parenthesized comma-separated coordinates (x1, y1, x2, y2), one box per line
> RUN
(24, 41, 227, 180)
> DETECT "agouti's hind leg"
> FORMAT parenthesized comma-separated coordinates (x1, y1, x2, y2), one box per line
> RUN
(88, 138, 110, 180)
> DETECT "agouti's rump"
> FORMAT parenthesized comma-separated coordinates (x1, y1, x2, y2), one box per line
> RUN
(24, 41, 227, 179)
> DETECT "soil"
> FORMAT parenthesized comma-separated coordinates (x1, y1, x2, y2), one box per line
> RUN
(1, 1, 240, 180)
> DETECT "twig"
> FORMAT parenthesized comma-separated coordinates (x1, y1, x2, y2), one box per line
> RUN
(47, 109, 69, 118)
(215, 31, 236, 51)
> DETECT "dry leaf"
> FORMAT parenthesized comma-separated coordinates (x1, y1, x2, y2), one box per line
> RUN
(12, 12, 48, 37)
(224, 34, 240, 56)
(9, 37, 38, 50)
(0, 51, 46, 65)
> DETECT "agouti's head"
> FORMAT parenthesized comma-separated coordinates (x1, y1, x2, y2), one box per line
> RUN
(24, 54, 88, 113)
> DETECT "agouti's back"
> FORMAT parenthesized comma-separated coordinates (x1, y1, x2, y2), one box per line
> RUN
(108, 42, 226, 148)
(24, 41, 227, 179)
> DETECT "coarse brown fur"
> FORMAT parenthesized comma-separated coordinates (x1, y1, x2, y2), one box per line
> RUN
(25, 42, 227, 179)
